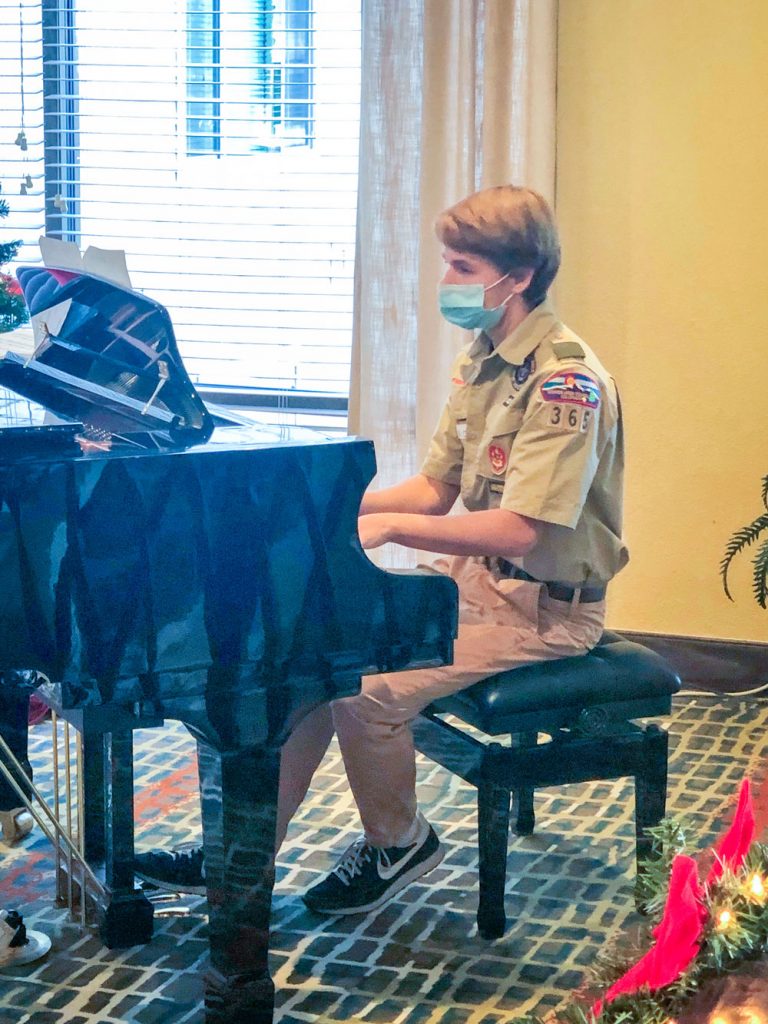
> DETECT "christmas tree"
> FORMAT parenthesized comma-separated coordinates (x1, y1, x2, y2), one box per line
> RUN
(0, 191, 29, 333)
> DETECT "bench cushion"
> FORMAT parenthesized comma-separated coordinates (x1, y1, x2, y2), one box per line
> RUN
(427, 632, 681, 736)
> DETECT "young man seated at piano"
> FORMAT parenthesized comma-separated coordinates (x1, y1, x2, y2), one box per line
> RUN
(135, 184, 628, 915)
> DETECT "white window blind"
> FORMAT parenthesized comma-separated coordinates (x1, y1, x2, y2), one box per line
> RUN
(0, 1, 45, 262)
(0, 0, 361, 399)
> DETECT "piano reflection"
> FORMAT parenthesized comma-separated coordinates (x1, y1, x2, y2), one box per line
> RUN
(0, 265, 458, 1023)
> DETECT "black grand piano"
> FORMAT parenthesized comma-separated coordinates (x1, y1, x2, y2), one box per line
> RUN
(0, 266, 458, 1023)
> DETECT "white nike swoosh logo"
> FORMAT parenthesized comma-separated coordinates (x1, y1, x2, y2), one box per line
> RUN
(377, 842, 422, 881)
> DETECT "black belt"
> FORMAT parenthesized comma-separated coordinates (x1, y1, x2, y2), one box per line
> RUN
(496, 559, 607, 604)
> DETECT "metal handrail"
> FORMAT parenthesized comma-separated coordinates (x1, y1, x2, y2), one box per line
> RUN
(0, 731, 104, 906)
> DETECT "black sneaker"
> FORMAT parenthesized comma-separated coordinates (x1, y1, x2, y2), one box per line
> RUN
(133, 845, 206, 895)
(302, 815, 443, 915)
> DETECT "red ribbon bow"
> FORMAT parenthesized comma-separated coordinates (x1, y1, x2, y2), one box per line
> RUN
(706, 778, 755, 885)
(591, 854, 706, 1018)
(591, 777, 756, 1020)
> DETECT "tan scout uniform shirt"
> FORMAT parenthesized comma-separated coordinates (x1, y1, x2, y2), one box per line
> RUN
(421, 300, 629, 586)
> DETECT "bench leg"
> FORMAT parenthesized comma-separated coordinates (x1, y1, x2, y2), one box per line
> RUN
(477, 744, 511, 940)
(509, 733, 536, 835)
(512, 786, 535, 835)
(634, 724, 669, 873)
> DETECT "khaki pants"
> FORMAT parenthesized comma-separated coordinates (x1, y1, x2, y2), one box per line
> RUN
(276, 556, 606, 850)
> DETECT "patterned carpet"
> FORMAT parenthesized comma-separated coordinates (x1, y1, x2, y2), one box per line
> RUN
(1, 693, 767, 1024)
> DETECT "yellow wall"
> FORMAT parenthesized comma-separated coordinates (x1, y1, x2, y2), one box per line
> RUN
(556, 0, 768, 641)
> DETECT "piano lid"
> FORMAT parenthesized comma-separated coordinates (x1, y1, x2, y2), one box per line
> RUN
(1, 266, 214, 449)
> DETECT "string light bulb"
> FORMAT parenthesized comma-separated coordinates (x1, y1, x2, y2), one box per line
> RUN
(748, 872, 766, 900)
(716, 909, 733, 930)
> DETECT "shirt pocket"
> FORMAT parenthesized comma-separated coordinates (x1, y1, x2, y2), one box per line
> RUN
(478, 409, 524, 478)
(476, 411, 525, 507)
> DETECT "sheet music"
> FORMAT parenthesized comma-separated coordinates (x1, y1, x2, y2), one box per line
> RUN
(38, 236, 83, 274)
(39, 235, 133, 289)
(82, 246, 131, 288)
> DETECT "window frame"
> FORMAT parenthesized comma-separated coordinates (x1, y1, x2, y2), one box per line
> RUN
(186, 0, 315, 158)
(42, 0, 80, 244)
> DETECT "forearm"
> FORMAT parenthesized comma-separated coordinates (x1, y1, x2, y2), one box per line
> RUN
(359, 473, 458, 516)
(359, 507, 541, 559)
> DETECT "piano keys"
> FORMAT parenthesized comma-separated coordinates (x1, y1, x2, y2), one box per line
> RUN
(0, 266, 458, 1023)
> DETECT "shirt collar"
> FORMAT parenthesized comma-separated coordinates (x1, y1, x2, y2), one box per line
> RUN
(467, 299, 560, 367)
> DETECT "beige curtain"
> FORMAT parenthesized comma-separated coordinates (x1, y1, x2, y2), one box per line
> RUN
(349, 0, 557, 564)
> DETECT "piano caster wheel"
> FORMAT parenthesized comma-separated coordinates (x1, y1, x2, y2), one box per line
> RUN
(0, 808, 34, 844)
(204, 967, 276, 1024)
(477, 915, 506, 941)
(98, 893, 155, 949)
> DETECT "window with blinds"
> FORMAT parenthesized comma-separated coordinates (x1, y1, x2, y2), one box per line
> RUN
(0, 0, 361, 403)
(0, 2, 45, 265)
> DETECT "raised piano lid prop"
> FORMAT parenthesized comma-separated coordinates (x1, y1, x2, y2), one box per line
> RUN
(0, 237, 218, 454)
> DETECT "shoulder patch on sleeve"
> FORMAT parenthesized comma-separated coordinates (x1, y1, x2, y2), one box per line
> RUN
(540, 369, 601, 409)
(552, 340, 585, 359)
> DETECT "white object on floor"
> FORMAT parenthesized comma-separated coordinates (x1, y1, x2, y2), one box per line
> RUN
(0, 909, 51, 968)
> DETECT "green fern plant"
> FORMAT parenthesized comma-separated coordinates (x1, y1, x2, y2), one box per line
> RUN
(720, 475, 768, 608)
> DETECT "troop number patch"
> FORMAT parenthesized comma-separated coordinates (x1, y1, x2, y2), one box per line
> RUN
(548, 405, 594, 433)
(540, 370, 600, 409)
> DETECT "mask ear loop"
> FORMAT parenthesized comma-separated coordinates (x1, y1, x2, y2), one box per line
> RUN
(487, 266, 536, 303)
(483, 271, 512, 292)
(485, 271, 523, 312)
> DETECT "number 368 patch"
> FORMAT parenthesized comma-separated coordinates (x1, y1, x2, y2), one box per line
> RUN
(548, 405, 594, 432)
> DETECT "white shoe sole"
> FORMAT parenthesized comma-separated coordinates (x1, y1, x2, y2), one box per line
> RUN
(0, 808, 34, 844)
(133, 871, 206, 896)
(307, 842, 445, 916)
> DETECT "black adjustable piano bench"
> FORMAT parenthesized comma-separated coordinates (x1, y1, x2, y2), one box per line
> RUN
(411, 631, 681, 939)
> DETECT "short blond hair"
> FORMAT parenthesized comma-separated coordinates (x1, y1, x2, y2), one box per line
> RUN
(435, 185, 560, 307)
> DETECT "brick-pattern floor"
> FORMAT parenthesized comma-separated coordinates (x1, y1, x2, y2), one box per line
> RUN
(1, 694, 767, 1024)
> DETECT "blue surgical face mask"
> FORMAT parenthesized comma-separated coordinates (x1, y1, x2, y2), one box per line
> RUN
(438, 272, 512, 330)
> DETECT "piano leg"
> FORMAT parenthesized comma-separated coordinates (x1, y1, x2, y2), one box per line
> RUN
(97, 730, 154, 948)
(0, 674, 47, 844)
(81, 731, 106, 863)
(197, 740, 280, 1024)
(0, 686, 32, 801)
